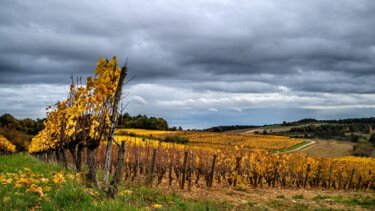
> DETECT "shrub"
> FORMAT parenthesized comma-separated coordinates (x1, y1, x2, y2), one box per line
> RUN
(162, 135, 189, 144)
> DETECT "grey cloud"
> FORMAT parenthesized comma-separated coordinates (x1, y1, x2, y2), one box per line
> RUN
(1, 0, 375, 127)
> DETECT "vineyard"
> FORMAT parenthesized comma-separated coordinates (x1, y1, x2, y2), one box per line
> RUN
(116, 128, 305, 150)
(5, 56, 370, 202)
(93, 140, 375, 191)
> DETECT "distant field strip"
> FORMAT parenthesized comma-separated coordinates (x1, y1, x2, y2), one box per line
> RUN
(116, 129, 305, 150)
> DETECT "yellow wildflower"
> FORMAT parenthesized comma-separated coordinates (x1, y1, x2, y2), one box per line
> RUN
(67, 174, 75, 180)
(44, 186, 52, 192)
(152, 204, 162, 209)
(3, 197, 10, 202)
(40, 178, 49, 184)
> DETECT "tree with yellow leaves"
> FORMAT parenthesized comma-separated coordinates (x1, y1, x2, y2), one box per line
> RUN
(28, 56, 128, 191)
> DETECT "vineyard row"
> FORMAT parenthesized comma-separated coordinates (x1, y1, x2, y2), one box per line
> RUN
(32, 143, 375, 192)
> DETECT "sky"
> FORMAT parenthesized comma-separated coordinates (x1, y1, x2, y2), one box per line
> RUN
(1, 0, 375, 129)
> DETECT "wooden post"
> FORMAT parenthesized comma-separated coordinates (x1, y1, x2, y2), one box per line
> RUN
(208, 154, 217, 188)
(165, 152, 168, 179)
(357, 175, 362, 191)
(244, 158, 248, 176)
(289, 160, 295, 187)
(169, 153, 174, 186)
(348, 168, 355, 190)
(218, 155, 221, 184)
(188, 171, 192, 191)
(136, 148, 140, 185)
(304, 164, 310, 188)
(181, 151, 188, 189)
(148, 148, 157, 187)
(234, 157, 241, 187)
(328, 165, 333, 189)
(272, 162, 278, 188)
(316, 165, 321, 187)
(338, 168, 344, 190)
(102, 62, 128, 188)
(192, 153, 195, 176)
(107, 141, 126, 198)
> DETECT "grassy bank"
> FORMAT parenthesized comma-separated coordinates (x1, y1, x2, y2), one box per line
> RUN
(1, 153, 374, 210)
(0, 153, 227, 211)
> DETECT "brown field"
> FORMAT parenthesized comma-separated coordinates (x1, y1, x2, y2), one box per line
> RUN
(221, 127, 260, 134)
(162, 183, 375, 210)
(300, 139, 355, 158)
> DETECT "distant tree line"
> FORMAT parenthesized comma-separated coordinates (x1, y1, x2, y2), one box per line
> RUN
(325, 117, 375, 124)
(283, 117, 375, 126)
(204, 125, 258, 133)
(0, 113, 45, 151)
(117, 113, 170, 131)
(290, 123, 374, 140)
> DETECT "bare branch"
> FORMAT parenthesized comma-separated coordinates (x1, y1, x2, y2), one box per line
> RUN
(112, 137, 121, 147)
(124, 75, 136, 86)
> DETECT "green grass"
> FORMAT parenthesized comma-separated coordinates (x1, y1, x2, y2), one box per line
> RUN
(275, 141, 311, 153)
(0, 153, 231, 211)
(313, 195, 331, 201)
(293, 195, 304, 199)
(265, 199, 291, 209)
(2, 153, 374, 211)
(333, 194, 375, 209)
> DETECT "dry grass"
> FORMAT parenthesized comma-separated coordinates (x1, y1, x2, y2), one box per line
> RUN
(301, 139, 355, 158)
(157, 181, 375, 210)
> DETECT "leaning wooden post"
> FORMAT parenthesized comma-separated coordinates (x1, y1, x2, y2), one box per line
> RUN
(289, 160, 295, 187)
(107, 141, 126, 198)
(102, 61, 128, 188)
(328, 165, 333, 189)
(348, 168, 355, 190)
(304, 164, 310, 188)
(357, 175, 362, 191)
(338, 168, 344, 190)
(148, 148, 157, 187)
(208, 154, 217, 188)
(181, 151, 188, 189)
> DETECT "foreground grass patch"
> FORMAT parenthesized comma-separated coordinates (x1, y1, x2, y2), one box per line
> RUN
(333, 194, 375, 209)
(0, 153, 230, 210)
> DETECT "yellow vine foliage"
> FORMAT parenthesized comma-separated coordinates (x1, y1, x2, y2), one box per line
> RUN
(29, 57, 122, 153)
(117, 129, 304, 150)
(0, 135, 16, 153)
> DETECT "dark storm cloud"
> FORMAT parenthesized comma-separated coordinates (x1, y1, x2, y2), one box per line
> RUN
(1, 0, 374, 89)
(1, 0, 375, 127)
